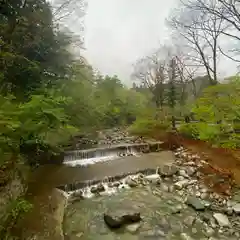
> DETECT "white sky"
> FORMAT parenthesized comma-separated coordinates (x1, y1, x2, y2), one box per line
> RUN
(62, 0, 239, 83)
(81, 0, 176, 83)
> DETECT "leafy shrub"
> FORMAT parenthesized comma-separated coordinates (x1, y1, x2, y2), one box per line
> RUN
(0, 198, 32, 239)
(218, 133, 240, 149)
(128, 118, 170, 136)
(0, 94, 78, 166)
(179, 123, 199, 139)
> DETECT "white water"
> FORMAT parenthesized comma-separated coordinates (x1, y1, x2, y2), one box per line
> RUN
(63, 155, 119, 166)
(63, 151, 139, 166)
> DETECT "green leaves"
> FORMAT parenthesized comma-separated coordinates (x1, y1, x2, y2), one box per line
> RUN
(181, 77, 240, 148)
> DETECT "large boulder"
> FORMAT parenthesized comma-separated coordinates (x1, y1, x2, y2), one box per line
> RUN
(104, 211, 141, 229)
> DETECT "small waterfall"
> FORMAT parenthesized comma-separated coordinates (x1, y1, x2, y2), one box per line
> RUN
(63, 145, 141, 167)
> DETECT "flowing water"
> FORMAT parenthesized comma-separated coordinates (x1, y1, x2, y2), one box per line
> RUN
(63, 186, 214, 240)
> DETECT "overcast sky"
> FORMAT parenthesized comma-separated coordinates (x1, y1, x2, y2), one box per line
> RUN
(65, 0, 238, 84)
(80, 0, 176, 83)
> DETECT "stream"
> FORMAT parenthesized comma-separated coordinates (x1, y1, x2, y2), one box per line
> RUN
(16, 128, 240, 240)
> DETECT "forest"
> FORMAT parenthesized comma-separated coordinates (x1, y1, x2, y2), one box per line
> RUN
(0, 0, 240, 238)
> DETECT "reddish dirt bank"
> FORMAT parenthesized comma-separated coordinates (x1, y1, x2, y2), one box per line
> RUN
(155, 131, 240, 195)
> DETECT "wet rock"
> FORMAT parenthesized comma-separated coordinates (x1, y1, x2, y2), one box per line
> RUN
(75, 232, 83, 238)
(200, 192, 209, 200)
(141, 229, 166, 238)
(180, 233, 193, 240)
(179, 169, 189, 178)
(196, 191, 201, 197)
(232, 203, 240, 214)
(160, 183, 169, 192)
(168, 185, 174, 193)
(213, 213, 230, 227)
(191, 228, 197, 234)
(186, 196, 205, 211)
(205, 227, 215, 237)
(145, 174, 161, 184)
(224, 208, 233, 216)
(108, 182, 120, 188)
(159, 163, 178, 177)
(171, 204, 183, 214)
(177, 176, 185, 181)
(184, 216, 195, 226)
(125, 223, 141, 233)
(125, 177, 138, 187)
(186, 166, 196, 176)
(174, 180, 190, 190)
(71, 190, 83, 198)
(90, 183, 105, 194)
(69, 190, 84, 202)
(103, 211, 141, 229)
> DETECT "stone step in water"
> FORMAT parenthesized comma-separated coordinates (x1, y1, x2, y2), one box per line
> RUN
(58, 168, 158, 192)
(57, 151, 175, 191)
(64, 141, 164, 163)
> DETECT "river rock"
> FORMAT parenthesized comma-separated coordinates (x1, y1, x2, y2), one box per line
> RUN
(125, 223, 141, 233)
(90, 183, 105, 194)
(186, 166, 196, 176)
(159, 163, 178, 177)
(125, 177, 138, 187)
(179, 169, 189, 178)
(184, 216, 195, 226)
(186, 196, 205, 211)
(103, 211, 141, 229)
(174, 180, 190, 190)
(232, 203, 240, 214)
(213, 213, 230, 227)
(69, 190, 84, 202)
(180, 233, 193, 240)
(160, 183, 169, 192)
(145, 174, 161, 184)
(108, 182, 120, 188)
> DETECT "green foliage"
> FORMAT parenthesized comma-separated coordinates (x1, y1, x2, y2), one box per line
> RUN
(9, 198, 32, 221)
(0, 0, 73, 97)
(179, 123, 199, 139)
(179, 77, 240, 149)
(128, 118, 170, 136)
(0, 197, 32, 239)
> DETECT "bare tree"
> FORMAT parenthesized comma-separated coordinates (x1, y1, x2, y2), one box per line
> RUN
(168, 0, 226, 84)
(132, 45, 197, 122)
(132, 47, 169, 112)
(180, 0, 240, 63)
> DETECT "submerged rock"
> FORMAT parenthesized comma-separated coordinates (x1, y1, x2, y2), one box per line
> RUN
(103, 211, 141, 229)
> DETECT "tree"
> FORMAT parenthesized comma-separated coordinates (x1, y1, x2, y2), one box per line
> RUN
(168, 0, 225, 84)
(178, 0, 240, 63)
(0, 0, 74, 98)
(132, 46, 170, 118)
(180, 76, 240, 148)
